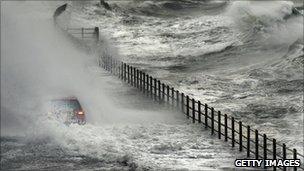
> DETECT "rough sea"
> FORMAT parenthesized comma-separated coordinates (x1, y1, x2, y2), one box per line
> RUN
(1, 1, 303, 170)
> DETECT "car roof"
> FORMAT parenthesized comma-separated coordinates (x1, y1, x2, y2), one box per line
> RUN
(51, 96, 79, 101)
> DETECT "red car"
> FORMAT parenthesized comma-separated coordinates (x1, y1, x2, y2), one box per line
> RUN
(50, 97, 86, 125)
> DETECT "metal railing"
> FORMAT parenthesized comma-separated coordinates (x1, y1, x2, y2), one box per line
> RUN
(99, 55, 304, 171)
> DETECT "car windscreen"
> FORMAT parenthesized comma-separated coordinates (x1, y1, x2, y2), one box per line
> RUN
(51, 99, 81, 112)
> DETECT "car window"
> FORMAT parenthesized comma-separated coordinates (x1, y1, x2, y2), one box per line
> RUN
(51, 99, 81, 112)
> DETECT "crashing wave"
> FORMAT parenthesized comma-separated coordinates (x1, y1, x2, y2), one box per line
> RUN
(226, 1, 299, 32)
(106, 0, 229, 17)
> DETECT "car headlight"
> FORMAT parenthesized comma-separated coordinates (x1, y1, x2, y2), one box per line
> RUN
(77, 111, 84, 115)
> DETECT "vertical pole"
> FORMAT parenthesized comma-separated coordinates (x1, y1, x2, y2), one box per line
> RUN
(158, 80, 161, 102)
(224, 114, 228, 141)
(239, 121, 242, 151)
(154, 78, 157, 100)
(181, 93, 184, 113)
(232, 117, 235, 147)
(176, 90, 180, 108)
(205, 104, 208, 128)
(247, 126, 250, 157)
(192, 98, 195, 123)
(119, 62, 122, 79)
(94, 27, 99, 42)
(133, 68, 136, 87)
(143, 72, 146, 93)
(105, 56, 107, 70)
(255, 130, 259, 159)
(186, 96, 189, 119)
(146, 75, 149, 94)
(120, 62, 123, 79)
(293, 149, 297, 171)
(136, 69, 139, 88)
(162, 83, 165, 102)
(171, 88, 175, 107)
(137, 69, 140, 88)
(211, 108, 214, 135)
(124, 64, 126, 82)
(167, 85, 170, 104)
(218, 111, 221, 139)
(198, 101, 201, 123)
(81, 28, 84, 40)
(134, 68, 136, 87)
(283, 143, 286, 171)
(139, 71, 142, 91)
(150, 76, 153, 98)
(263, 134, 267, 169)
(135, 69, 137, 88)
(145, 75, 149, 93)
(112, 58, 114, 74)
(130, 66, 133, 86)
(110, 58, 113, 73)
(273, 139, 276, 171)
(127, 65, 130, 84)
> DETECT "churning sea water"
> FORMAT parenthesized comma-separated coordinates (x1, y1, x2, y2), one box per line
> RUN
(1, 0, 303, 170)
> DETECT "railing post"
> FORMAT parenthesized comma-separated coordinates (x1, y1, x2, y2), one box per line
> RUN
(134, 67, 136, 87)
(136, 69, 139, 88)
(211, 107, 214, 135)
(224, 114, 228, 141)
(218, 111, 221, 139)
(124, 64, 126, 82)
(186, 95, 189, 119)
(273, 139, 276, 171)
(81, 28, 84, 40)
(171, 88, 175, 107)
(181, 93, 185, 113)
(158, 80, 161, 103)
(205, 104, 208, 128)
(167, 85, 170, 104)
(198, 101, 201, 123)
(293, 149, 297, 171)
(111, 58, 113, 73)
(176, 90, 180, 108)
(247, 126, 250, 157)
(139, 71, 142, 91)
(150, 76, 153, 98)
(232, 117, 235, 147)
(110, 58, 113, 73)
(105, 56, 108, 70)
(239, 121, 242, 151)
(263, 134, 267, 169)
(130, 66, 133, 86)
(104, 56, 107, 70)
(192, 98, 195, 123)
(283, 143, 286, 171)
(162, 83, 165, 102)
(111, 58, 114, 73)
(146, 75, 149, 94)
(145, 74, 149, 94)
(255, 130, 259, 159)
(142, 72, 146, 93)
(94, 27, 99, 42)
(120, 62, 123, 79)
(127, 65, 130, 83)
(154, 78, 157, 100)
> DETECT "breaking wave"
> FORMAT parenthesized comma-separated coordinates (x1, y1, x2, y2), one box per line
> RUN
(226, 1, 303, 45)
